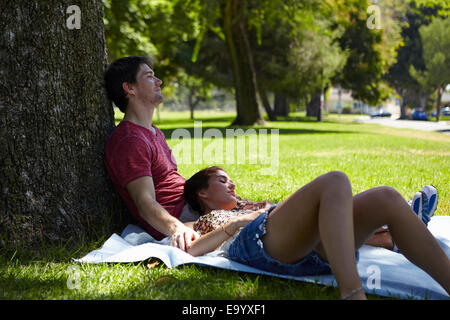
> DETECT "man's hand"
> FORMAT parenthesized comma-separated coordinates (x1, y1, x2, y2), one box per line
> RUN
(170, 225, 200, 252)
(127, 177, 200, 251)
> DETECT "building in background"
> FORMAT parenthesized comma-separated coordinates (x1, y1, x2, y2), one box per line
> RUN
(324, 87, 400, 118)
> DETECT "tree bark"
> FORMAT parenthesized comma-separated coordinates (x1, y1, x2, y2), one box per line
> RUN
(188, 89, 201, 120)
(256, 74, 277, 121)
(399, 89, 408, 120)
(435, 86, 443, 122)
(306, 89, 322, 121)
(274, 93, 289, 117)
(222, 0, 264, 126)
(0, 0, 127, 248)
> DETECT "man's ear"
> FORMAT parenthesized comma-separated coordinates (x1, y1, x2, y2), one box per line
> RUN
(122, 82, 135, 97)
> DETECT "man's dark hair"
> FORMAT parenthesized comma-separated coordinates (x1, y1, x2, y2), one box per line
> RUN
(103, 56, 153, 112)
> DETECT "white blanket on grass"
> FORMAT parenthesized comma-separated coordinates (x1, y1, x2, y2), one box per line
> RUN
(75, 216, 450, 300)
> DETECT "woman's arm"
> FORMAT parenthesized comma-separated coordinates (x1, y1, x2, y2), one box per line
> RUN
(183, 221, 195, 229)
(186, 221, 238, 256)
(187, 210, 264, 257)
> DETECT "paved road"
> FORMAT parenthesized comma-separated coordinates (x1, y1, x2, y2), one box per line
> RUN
(354, 117, 450, 134)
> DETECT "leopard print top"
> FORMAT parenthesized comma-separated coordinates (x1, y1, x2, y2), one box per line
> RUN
(193, 198, 274, 235)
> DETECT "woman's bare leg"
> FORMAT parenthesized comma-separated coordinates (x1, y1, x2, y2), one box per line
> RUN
(350, 187, 450, 294)
(262, 171, 366, 299)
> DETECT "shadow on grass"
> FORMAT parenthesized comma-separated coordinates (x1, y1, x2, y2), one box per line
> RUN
(0, 274, 67, 299)
(117, 113, 368, 138)
(1, 237, 108, 265)
(160, 126, 357, 140)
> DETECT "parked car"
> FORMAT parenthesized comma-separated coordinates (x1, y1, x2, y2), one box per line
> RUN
(411, 108, 428, 121)
(431, 107, 450, 117)
(370, 109, 392, 118)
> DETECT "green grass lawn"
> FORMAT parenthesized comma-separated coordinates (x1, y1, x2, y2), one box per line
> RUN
(430, 115, 450, 122)
(1, 110, 449, 300)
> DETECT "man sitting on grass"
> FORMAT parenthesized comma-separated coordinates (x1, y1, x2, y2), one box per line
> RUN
(103, 56, 200, 252)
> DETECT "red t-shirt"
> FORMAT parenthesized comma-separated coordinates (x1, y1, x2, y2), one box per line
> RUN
(104, 121, 185, 240)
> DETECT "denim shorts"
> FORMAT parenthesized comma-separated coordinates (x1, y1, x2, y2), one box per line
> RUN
(228, 204, 349, 277)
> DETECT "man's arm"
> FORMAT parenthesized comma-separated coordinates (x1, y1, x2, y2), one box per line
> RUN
(126, 176, 199, 251)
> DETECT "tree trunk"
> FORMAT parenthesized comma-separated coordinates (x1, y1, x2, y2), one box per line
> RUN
(188, 89, 200, 120)
(436, 86, 443, 122)
(223, 0, 264, 126)
(399, 89, 408, 120)
(274, 93, 289, 117)
(256, 74, 277, 121)
(0, 0, 127, 248)
(306, 89, 322, 121)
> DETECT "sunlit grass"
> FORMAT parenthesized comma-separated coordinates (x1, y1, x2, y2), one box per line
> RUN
(1, 109, 448, 300)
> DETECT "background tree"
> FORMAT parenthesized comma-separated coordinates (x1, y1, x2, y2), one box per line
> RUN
(177, 74, 213, 119)
(413, 0, 450, 14)
(104, 0, 342, 125)
(102, 0, 156, 61)
(102, 0, 406, 124)
(103, 0, 198, 81)
(332, 0, 404, 109)
(385, 2, 441, 118)
(220, 0, 263, 125)
(248, 1, 347, 122)
(410, 17, 450, 121)
(0, 0, 126, 247)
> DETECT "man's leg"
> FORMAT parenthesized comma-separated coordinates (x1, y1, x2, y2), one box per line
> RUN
(350, 187, 450, 294)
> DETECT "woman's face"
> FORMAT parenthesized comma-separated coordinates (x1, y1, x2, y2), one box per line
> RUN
(197, 170, 237, 212)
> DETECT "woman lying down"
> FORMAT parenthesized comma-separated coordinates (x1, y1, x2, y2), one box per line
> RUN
(181, 166, 450, 300)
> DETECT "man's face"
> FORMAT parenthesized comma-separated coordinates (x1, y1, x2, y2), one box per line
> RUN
(132, 63, 163, 106)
